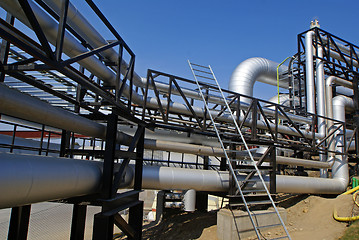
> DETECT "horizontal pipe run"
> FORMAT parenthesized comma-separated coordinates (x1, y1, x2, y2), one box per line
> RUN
(0, 152, 348, 208)
(42, 0, 311, 125)
(276, 156, 331, 169)
(0, 152, 102, 208)
(0, 81, 322, 160)
(0, 1, 316, 139)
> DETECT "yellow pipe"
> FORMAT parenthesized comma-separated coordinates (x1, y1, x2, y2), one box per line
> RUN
(333, 208, 359, 222)
(276, 56, 291, 106)
(354, 191, 359, 208)
(333, 187, 359, 222)
(276, 57, 291, 125)
(341, 185, 359, 195)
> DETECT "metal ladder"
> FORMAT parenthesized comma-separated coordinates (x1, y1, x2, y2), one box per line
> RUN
(188, 60, 291, 240)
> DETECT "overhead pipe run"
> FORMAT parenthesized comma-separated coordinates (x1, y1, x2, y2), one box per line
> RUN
(0, 0, 317, 139)
(0, 0, 355, 209)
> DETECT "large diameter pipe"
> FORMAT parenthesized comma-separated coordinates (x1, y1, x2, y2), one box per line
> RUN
(0, 152, 228, 208)
(0, 84, 266, 157)
(305, 31, 315, 114)
(0, 152, 102, 208)
(0, 1, 315, 137)
(325, 77, 353, 158)
(0, 82, 321, 159)
(229, 57, 290, 103)
(330, 95, 352, 185)
(0, 151, 349, 209)
(0, 83, 107, 139)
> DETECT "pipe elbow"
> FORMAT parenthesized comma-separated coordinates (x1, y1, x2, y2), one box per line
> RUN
(229, 57, 288, 100)
(333, 95, 354, 111)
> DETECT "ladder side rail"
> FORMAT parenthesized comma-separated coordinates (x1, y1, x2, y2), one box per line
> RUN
(188, 60, 262, 239)
(208, 65, 292, 240)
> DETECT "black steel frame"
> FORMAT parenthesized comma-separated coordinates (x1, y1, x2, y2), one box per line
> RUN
(297, 28, 359, 110)
(297, 27, 359, 160)
(2, 1, 359, 238)
(0, 1, 147, 239)
(142, 69, 345, 156)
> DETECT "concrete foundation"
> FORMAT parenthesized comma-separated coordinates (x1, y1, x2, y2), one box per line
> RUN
(217, 208, 287, 239)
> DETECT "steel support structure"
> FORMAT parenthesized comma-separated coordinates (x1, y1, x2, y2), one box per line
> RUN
(92, 113, 145, 240)
(297, 27, 359, 161)
(0, 1, 146, 239)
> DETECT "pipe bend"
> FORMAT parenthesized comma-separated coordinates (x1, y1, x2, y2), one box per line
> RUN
(229, 57, 288, 100)
(333, 95, 355, 111)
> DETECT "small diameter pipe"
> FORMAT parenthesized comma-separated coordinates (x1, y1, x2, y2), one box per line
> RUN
(277, 56, 292, 105)
(316, 46, 327, 177)
(276, 156, 331, 169)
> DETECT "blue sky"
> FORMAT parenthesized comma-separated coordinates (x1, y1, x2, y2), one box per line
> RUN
(10, 0, 359, 100)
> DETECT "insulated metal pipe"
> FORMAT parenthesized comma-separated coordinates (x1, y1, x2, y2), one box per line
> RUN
(229, 57, 290, 103)
(0, 82, 320, 156)
(329, 95, 352, 185)
(267, 94, 300, 108)
(0, 1, 315, 137)
(0, 152, 102, 208)
(316, 46, 327, 177)
(325, 77, 353, 158)
(0, 0, 117, 86)
(316, 46, 326, 136)
(305, 31, 315, 114)
(0, 151, 349, 209)
(182, 189, 196, 212)
(0, 83, 107, 139)
(276, 156, 331, 169)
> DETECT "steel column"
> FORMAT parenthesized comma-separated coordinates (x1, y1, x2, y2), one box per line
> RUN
(8, 205, 31, 240)
(70, 204, 87, 240)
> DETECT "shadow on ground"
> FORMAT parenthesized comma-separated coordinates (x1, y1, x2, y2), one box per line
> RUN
(142, 209, 217, 240)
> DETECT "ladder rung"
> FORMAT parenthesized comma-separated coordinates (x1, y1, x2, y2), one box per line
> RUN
(236, 165, 273, 170)
(251, 210, 277, 216)
(239, 179, 259, 182)
(269, 236, 290, 240)
(229, 159, 252, 163)
(247, 200, 273, 205)
(236, 169, 271, 173)
(221, 132, 239, 136)
(225, 149, 243, 153)
(256, 223, 282, 229)
(195, 74, 215, 81)
(241, 189, 267, 194)
(230, 199, 272, 207)
(190, 62, 210, 69)
(192, 68, 212, 75)
(222, 140, 243, 144)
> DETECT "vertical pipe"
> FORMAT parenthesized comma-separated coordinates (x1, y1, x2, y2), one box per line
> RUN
(305, 31, 315, 114)
(316, 46, 327, 177)
(183, 189, 196, 212)
(331, 96, 351, 186)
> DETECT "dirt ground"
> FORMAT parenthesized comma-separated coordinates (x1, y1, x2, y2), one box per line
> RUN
(141, 194, 358, 240)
